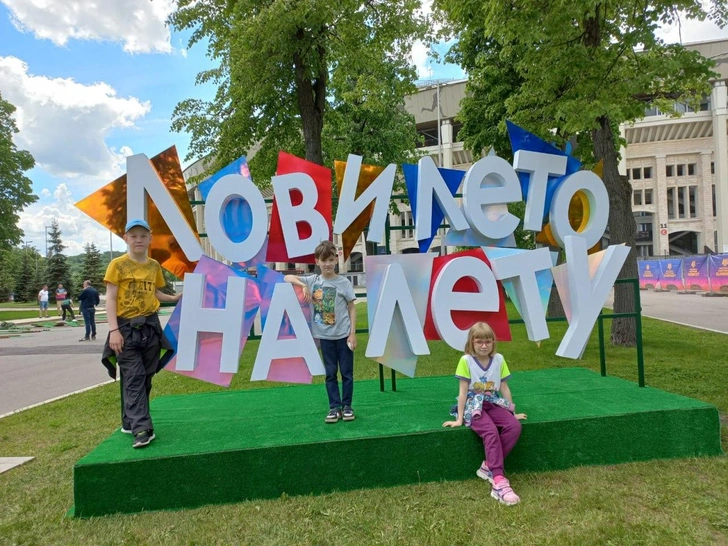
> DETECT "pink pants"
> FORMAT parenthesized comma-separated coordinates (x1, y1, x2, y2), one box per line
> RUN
(469, 402, 522, 478)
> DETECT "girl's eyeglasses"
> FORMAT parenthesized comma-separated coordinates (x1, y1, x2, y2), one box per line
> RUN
(473, 339, 494, 346)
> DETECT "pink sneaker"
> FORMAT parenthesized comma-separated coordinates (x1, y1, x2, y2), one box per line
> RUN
(476, 461, 494, 484)
(491, 477, 520, 505)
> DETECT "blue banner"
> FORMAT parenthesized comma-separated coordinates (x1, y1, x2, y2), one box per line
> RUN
(682, 256, 709, 291)
(659, 258, 684, 290)
(709, 254, 728, 294)
(638, 260, 660, 289)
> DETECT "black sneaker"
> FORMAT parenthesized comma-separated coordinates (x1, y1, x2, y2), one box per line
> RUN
(91, 335, 96, 340)
(325, 409, 342, 423)
(132, 429, 155, 448)
(342, 407, 355, 421)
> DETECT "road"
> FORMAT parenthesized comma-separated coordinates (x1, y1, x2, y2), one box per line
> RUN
(606, 288, 728, 334)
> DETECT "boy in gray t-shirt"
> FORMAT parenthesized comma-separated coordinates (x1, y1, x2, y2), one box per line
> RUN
(285, 240, 357, 423)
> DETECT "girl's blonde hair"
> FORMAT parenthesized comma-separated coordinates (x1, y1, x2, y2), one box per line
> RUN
(464, 322, 497, 357)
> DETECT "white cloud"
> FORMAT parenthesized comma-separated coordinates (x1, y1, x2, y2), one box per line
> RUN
(18, 183, 125, 256)
(657, 17, 728, 45)
(0, 56, 147, 179)
(1, 0, 176, 53)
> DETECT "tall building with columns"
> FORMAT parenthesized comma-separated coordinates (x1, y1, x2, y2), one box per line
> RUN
(624, 39, 728, 257)
(183, 38, 728, 283)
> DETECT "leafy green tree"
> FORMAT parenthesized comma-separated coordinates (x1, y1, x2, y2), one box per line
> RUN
(45, 218, 73, 297)
(434, 0, 725, 345)
(0, 93, 37, 250)
(0, 247, 19, 301)
(78, 242, 105, 294)
(169, 0, 428, 182)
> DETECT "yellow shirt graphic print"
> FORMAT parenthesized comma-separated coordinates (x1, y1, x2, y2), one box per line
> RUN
(104, 255, 166, 318)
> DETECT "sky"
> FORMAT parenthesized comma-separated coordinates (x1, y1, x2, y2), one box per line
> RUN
(0, 0, 726, 256)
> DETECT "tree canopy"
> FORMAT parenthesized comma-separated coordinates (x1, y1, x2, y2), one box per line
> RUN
(169, 0, 430, 182)
(0, 92, 37, 250)
(434, 0, 726, 345)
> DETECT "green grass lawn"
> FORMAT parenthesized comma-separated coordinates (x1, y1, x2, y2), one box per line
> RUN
(1, 305, 726, 545)
(0, 309, 56, 321)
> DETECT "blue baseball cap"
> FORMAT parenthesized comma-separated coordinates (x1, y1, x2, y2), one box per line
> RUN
(124, 219, 151, 232)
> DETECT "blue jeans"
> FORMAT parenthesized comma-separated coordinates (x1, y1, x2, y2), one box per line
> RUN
(320, 337, 354, 409)
(82, 308, 96, 338)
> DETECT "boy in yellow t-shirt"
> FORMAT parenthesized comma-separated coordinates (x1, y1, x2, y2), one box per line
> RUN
(102, 219, 181, 449)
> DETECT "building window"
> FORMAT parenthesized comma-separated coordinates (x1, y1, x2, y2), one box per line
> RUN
(677, 164, 684, 176)
(638, 245, 654, 257)
(667, 187, 675, 219)
(666, 165, 674, 177)
(632, 168, 641, 180)
(689, 186, 698, 218)
(688, 163, 696, 176)
(713, 185, 717, 217)
(643, 167, 653, 179)
(678, 186, 687, 218)
(712, 162, 715, 175)
(644, 189, 653, 205)
(633, 190, 642, 206)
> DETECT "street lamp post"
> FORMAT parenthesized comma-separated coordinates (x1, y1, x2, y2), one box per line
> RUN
(23, 240, 37, 274)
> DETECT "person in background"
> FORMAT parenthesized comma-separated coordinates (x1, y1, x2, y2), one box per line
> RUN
(61, 296, 75, 321)
(37, 284, 49, 318)
(55, 283, 67, 317)
(78, 280, 100, 341)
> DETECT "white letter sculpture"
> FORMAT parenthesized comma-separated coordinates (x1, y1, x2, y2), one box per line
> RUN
(176, 273, 248, 373)
(555, 236, 630, 358)
(251, 282, 325, 380)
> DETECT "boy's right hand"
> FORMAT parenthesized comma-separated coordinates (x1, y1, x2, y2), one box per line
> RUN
(109, 330, 124, 354)
(300, 285, 311, 304)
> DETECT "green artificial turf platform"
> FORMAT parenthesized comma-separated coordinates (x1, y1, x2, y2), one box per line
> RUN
(72, 368, 722, 517)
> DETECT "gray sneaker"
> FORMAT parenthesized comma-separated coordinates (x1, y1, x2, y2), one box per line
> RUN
(132, 429, 155, 448)
(342, 407, 355, 421)
(325, 408, 342, 423)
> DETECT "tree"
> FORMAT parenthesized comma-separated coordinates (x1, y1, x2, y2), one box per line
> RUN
(78, 242, 105, 294)
(45, 219, 72, 297)
(16, 246, 35, 303)
(169, 0, 429, 183)
(0, 92, 37, 250)
(435, 0, 726, 345)
(0, 247, 19, 301)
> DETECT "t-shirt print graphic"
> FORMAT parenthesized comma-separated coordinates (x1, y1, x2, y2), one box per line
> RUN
(117, 260, 156, 318)
(312, 285, 336, 326)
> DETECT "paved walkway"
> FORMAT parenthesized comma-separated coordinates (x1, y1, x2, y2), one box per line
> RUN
(606, 288, 728, 334)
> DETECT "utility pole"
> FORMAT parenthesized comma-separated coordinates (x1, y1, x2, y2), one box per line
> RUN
(44, 225, 51, 258)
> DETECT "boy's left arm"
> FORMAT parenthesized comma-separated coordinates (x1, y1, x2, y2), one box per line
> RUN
(156, 290, 182, 303)
(347, 299, 357, 350)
